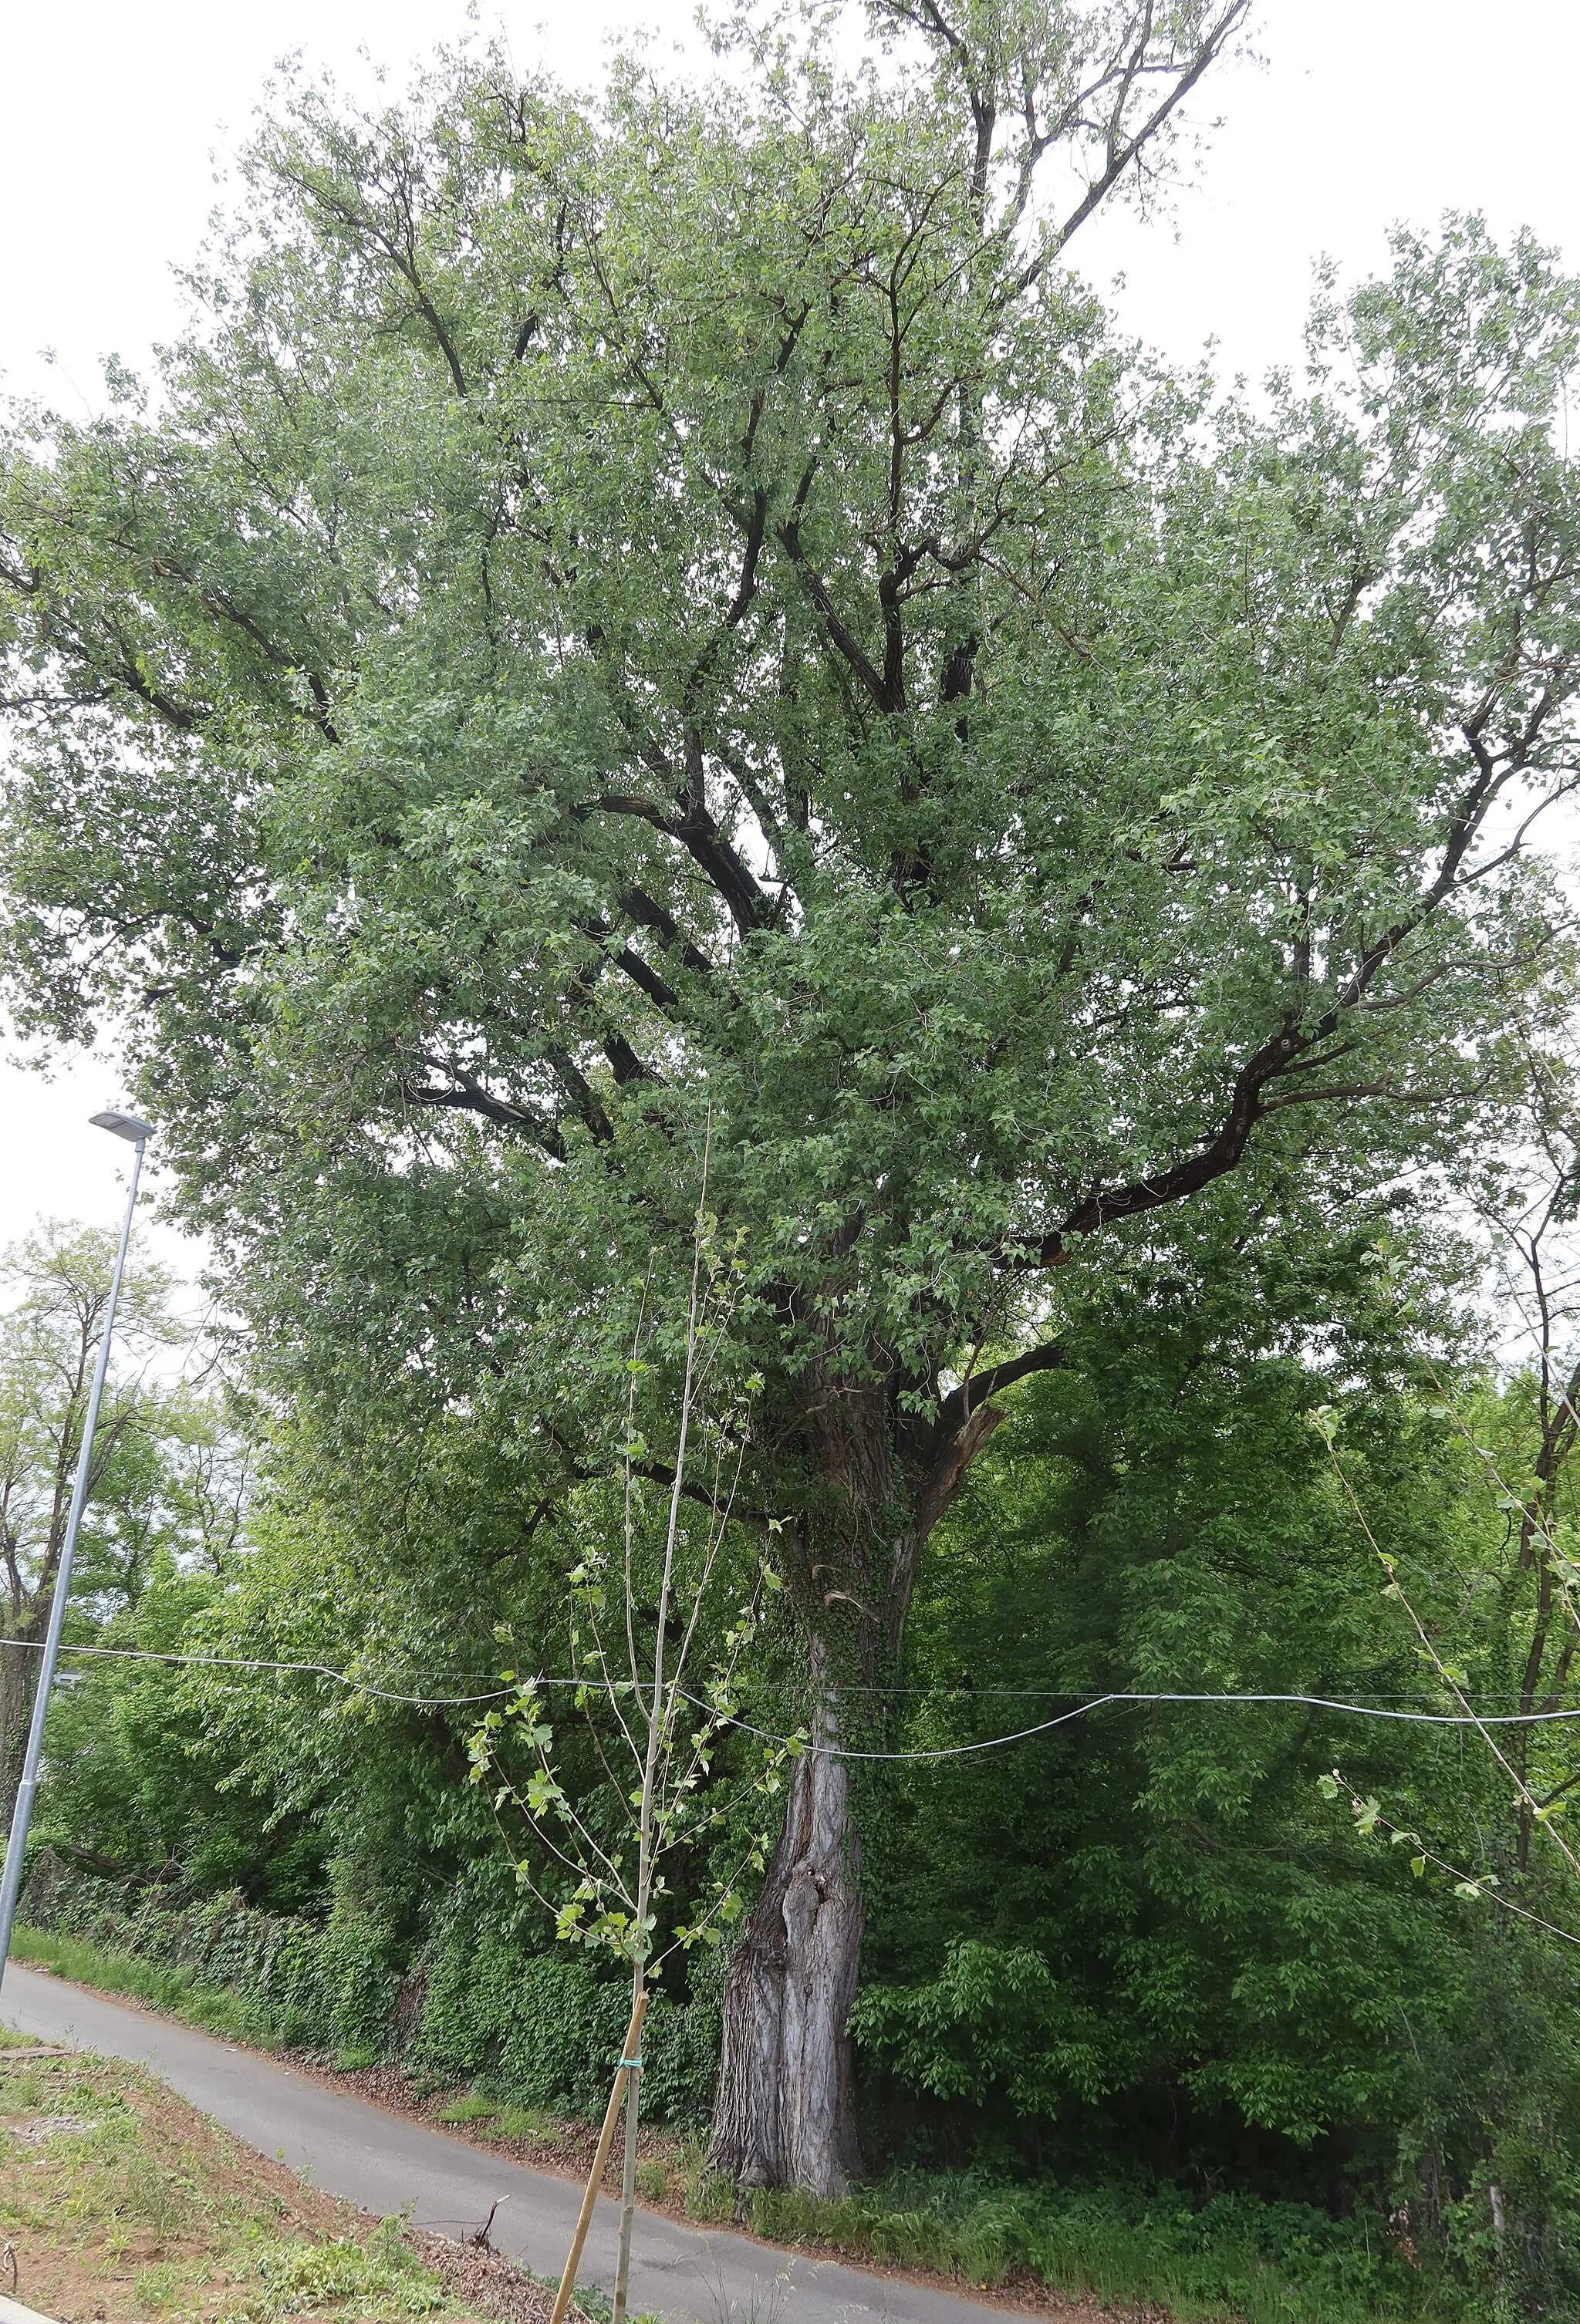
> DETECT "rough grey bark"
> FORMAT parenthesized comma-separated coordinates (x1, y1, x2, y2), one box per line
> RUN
(707, 1363, 1011, 2194)
(707, 1651, 864, 2195)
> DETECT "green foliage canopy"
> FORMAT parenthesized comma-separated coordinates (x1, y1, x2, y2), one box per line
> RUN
(0, 20, 1575, 1539)
(0, 1218, 238, 1816)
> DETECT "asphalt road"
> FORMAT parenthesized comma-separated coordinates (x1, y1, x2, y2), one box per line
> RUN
(0, 1965, 1018, 2324)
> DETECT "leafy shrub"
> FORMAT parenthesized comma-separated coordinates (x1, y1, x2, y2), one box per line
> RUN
(10, 1924, 279, 2045)
(415, 1918, 717, 2123)
(749, 2174, 1464, 2323)
(316, 1909, 402, 2061)
(410, 1922, 521, 2081)
(19, 1851, 336, 2046)
(21, 1850, 720, 2121)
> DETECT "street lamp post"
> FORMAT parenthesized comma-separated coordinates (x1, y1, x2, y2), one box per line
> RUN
(0, 1110, 153, 1992)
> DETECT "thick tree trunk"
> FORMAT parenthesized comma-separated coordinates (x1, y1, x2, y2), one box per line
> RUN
(707, 1653, 863, 2195)
(707, 1356, 1002, 2194)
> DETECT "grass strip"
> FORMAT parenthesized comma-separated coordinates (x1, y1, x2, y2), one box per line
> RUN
(10, 1922, 286, 2049)
(0, 2044, 465, 2322)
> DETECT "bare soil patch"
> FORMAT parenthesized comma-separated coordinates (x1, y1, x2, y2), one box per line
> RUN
(410, 2232, 569, 2324)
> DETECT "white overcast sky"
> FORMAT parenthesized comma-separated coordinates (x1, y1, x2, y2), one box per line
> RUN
(1, 0, 1577, 1278)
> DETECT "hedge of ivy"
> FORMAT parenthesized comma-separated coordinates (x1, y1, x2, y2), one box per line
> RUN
(19, 1849, 720, 2122)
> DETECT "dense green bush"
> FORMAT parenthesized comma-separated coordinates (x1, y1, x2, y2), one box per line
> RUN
(19, 1849, 719, 2120)
(859, 1307, 1580, 2197)
(751, 2174, 1464, 2324)
(19, 1850, 339, 2046)
(414, 1914, 717, 2121)
(41, 1560, 329, 1914)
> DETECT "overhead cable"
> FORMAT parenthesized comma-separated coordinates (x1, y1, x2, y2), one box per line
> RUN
(17, 1638, 1580, 1759)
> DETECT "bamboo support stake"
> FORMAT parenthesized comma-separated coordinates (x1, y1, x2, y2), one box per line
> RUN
(548, 1989, 648, 2324)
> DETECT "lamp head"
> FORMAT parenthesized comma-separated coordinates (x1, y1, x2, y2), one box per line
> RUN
(90, 1110, 154, 1145)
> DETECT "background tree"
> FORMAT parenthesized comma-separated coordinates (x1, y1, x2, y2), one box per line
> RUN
(4, 1, 1580, 2192)
(857, 1196, 1580, 2308)
(0, 1217, 208, 1819)
(1462, 1045, 1580, 1879)
(860, 1208, 1468, 2167)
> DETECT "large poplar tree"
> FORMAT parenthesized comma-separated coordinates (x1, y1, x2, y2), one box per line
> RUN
(3, 1, 1580, 2192)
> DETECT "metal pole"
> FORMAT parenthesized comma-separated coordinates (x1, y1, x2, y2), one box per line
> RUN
(0, 1132, 145, 1988)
